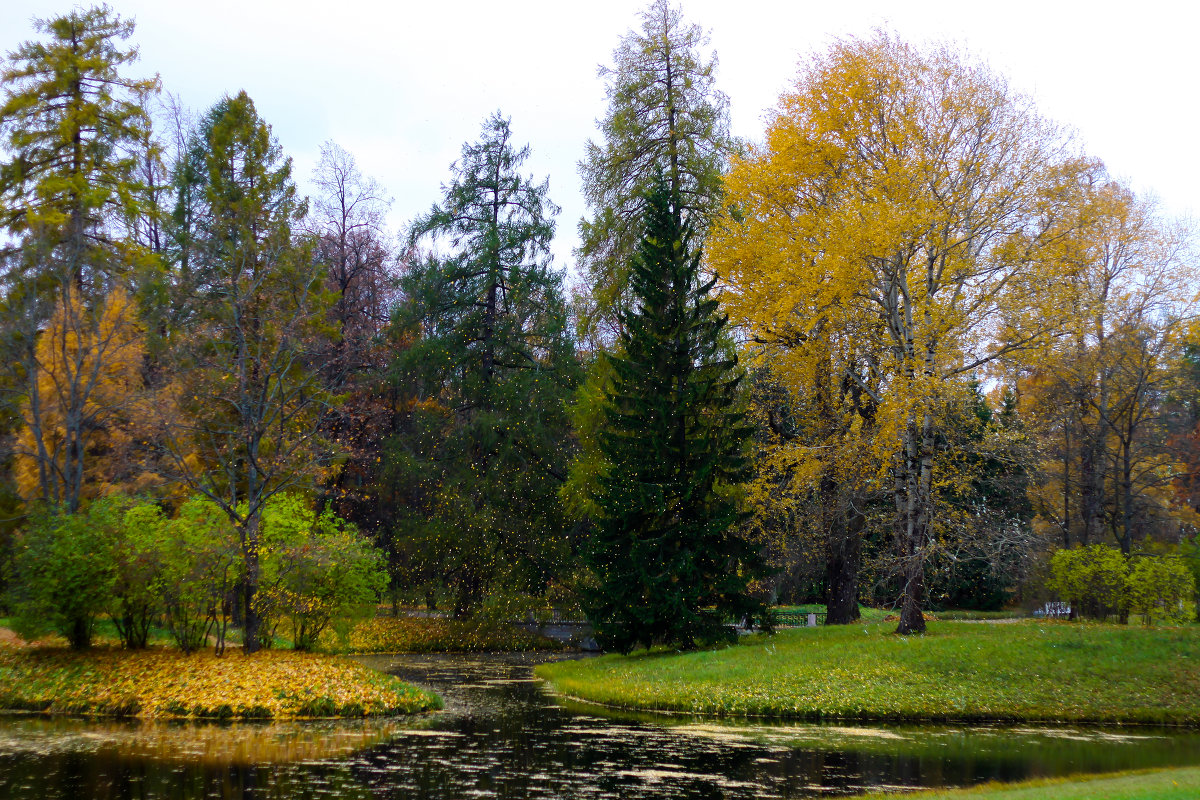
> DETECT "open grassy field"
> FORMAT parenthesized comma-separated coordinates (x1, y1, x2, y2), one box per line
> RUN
(537, 620, 1200, 724)
(860, 767, 1200, 799)
(0, 645, 441, 719)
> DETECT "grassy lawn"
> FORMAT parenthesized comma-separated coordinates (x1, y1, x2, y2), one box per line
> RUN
(773, 606, 1023, 623)
(537, 620, 1200, 724)
(934, 609, 1026, 621)
(0, 645, 441, 719)
(860, 767, 1200, 799)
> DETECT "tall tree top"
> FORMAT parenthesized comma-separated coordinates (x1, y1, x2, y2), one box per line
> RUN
(575, 0, 732, 345)
(585, 0, 729, 215)
(0, 4, 159, 245)
(411, 112, 558, 276)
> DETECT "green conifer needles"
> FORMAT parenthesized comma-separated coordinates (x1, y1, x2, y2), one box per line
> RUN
(582, 179, 766, 652)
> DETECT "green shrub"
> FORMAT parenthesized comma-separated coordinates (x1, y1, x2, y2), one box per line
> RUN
(1127, 556, 1196, 625)
(109, 498, 168, 649)
(161, 497, 241, 654)
(1048, 545, 1129, 621)
(6, 491, 388, 656)
(255, 495, 386, 651)
(1181, 536, 1200, 617)
(8, 505, 118, 648)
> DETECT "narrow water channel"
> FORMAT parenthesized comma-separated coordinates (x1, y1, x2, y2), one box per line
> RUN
(1, 651, 1199, 799)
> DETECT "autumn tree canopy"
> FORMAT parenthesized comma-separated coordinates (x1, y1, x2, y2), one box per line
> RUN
(1016, 177, 1197, 555)
(710, 33, 1088, 633)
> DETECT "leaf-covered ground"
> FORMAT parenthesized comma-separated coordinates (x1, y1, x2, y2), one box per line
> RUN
(860, 767, 1200, 800)
(328, 616, 563, 654)
(0, 646, 441, 719)
(537, 620, 1200, 724)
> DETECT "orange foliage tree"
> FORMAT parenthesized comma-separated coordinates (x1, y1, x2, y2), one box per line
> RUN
(14, 286, 153, 510)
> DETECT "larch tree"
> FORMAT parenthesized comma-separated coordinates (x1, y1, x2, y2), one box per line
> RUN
(0, 5, 158, 277)
(582, 177, 764, 652)
(709, 33, 1084, 634)
(575, 0, 732, 346)
(159, 92, 335, 653)
(12, 287, 148, 507)
(390, 113, 579, 615)
(0, 6, 159, 512)
(1017, 177, 1197, 554)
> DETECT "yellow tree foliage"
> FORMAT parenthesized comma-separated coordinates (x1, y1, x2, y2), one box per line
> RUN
(14, 286, 155, 508)
(709, 33, 1085, 633)
(1015, 179, 1197, 553)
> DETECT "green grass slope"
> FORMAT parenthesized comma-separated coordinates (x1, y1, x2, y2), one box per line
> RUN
(537, 621, 1200, 724)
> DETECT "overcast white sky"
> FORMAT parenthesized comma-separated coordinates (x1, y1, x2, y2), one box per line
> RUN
(2, 1, 1197, 273)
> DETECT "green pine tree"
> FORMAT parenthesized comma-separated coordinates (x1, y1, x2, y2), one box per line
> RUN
(582, 177, 765, 652)
(388, 113, 580, 615)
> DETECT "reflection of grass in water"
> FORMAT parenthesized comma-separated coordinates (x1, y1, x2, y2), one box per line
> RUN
(552, 695, 1200, 774)
(0, 715, 444, 765)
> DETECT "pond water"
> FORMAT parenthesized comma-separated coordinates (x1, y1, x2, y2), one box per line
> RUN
(1, 651, 1199, 799)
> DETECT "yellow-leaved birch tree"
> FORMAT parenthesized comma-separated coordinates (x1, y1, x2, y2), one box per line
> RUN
(710, 33, 1084, 633)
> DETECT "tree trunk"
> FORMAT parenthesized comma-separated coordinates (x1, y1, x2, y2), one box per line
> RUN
(1061, 422, 1072, 549)
(1119, 436, 1134, 555)
(825, 494, 863, 625)
(69, 615, 91, 650)
(241, 508, 262, 653)
(1079, 427, 1105, 546)
(895, 412, 932, 635)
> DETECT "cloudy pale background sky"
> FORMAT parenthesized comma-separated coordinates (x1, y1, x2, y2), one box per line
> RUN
(2, 0, 1196, 272)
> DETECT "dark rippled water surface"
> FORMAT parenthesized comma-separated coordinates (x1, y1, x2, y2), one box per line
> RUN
(2, 652, 1199, 798)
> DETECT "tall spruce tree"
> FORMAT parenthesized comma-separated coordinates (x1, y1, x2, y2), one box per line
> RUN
(389, 113, 579, 614)
(582, 178, 764, 652)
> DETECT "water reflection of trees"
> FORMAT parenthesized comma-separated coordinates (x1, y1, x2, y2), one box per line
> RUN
(0, 716, 419, 765)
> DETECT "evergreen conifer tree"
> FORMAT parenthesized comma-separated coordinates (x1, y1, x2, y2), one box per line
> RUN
(582, 178, 765, 652)
(389, 114, 579, 614)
